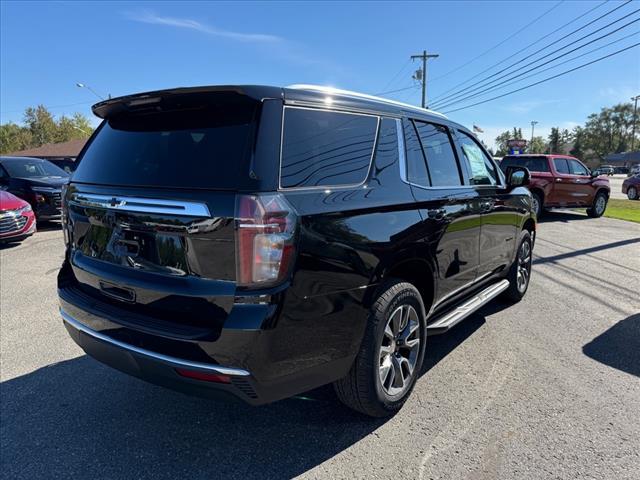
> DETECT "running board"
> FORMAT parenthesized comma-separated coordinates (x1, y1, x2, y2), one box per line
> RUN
(427, 279, 510, 335)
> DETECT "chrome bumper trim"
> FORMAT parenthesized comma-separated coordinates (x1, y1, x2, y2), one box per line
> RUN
(60, 308, 250, 377)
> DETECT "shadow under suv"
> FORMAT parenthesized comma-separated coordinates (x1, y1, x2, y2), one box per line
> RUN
(58, 85, 535, 417)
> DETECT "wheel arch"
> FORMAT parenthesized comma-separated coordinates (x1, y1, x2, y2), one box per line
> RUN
(366, 256, 437, 317)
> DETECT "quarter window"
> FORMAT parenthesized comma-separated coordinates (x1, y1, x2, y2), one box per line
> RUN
(553, 158, 570, 174)
(280, 108, 378, 188)
(457, 131, 498, 185)
(414, 121, 462, 187)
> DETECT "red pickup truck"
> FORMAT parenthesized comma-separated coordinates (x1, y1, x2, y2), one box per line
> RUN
(500, 154, 610, 218)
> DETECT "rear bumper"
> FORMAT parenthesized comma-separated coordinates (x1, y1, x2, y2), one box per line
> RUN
(59, 299, 356, 405)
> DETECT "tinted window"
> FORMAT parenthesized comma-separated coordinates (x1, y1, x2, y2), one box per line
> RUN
(1, 158, 68, 178)
(280, 108, 378, 188)
(569, 159, 589, 176)
(554, 158, 570, 174)
(500, 155, 550, 173)
(73, 100, 257, 189)
(457, 131, 498, 185)
(374, 118, 399, 173)
(414, 121, 461, 186)
(404, 120, 429, 186)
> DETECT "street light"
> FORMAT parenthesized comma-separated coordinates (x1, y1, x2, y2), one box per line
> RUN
(76, 82, 105, 101)
(530, 121, 539, 142)
(631, 95, 639, 152)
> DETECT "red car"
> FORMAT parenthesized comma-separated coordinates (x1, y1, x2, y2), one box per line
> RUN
(500, 154, 610, 218)
(0, 190, 36, 242)
(622, 173, 640, 200)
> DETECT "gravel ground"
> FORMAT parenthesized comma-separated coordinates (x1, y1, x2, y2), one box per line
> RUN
(1, 213, 639, 480)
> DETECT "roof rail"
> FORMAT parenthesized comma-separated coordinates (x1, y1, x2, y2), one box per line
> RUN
(286, 84, 447, 118)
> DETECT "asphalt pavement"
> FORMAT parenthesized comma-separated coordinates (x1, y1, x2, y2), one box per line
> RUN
(608, 174, 629, 200)
(1, 213, 639, 480)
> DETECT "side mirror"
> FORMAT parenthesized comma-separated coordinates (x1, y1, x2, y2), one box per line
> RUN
(590, 170, 599, 178)
(506, 166, 530, 188)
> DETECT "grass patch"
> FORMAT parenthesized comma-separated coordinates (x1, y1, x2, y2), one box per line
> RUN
(604, 199, 640, 223)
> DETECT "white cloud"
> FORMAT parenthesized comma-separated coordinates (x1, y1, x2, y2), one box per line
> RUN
(123, 11, 282, 43)
(599, 86, 639, 103)
(501, 99, 561, 114)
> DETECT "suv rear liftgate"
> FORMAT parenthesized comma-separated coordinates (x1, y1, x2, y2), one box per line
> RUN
(58, 87, 318, 403)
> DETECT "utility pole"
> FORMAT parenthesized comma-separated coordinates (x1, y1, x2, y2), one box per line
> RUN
(411, 50, 439, 109)
(631, 95, 639, 152)
(530, 121, 539, 142)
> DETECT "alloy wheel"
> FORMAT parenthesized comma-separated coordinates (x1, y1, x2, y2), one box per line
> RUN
(379, 304, 421, 397)
(595, 195, 606, 215)
(516, 239, 532, 293)
(628, 187, 638, 200)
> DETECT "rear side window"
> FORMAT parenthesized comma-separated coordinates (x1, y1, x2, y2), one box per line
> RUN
(457, 131, 498, 185)
(404, 120, 429, 186)
(414, 121, 462, 187)
(280, 108, 378, 188)
(73, 99, 258, 189)
(500, 156, 550, 173)
(569, 159, 589, 176)
(553, 158, 570, 174)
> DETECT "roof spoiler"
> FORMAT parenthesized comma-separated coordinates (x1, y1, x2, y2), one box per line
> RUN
(91, 85, 283, 119)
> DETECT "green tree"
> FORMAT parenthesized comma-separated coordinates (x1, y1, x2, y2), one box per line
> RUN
(547, 127, 563, 153)
(570, 126, 585, 159)
(0, 105, 93, 154)
(528, 136, 546, 154)
(0, 122, 32, 153)
(582, 103, 636, 159)
(23, 105, 58, 147)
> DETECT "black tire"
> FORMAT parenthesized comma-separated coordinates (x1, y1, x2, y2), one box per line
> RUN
(502, 230, 533, 303)
(531, 191, 544, 219)
(333, 279, 427, 417)
(587, 191, 608, 218)
(627, 186, 638, 200)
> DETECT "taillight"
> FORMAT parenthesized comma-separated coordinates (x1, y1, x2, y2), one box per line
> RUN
(235, 193, 297, 288)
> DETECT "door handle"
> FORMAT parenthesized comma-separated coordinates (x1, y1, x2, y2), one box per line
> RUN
(555, 178, 563, 182)
(427, 208, 446, 220)
(479, 200, 494, 212)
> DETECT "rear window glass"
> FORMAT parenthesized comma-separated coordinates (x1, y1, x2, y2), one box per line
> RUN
(500, 156, 550, 173)
(73, 100, 258, 189)
(280, 108, 378, 188)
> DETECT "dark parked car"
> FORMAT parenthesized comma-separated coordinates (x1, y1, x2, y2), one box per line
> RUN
(500, 154, 610, 218)
(622, 173, 640, 200)
(58, 85, 535, 417)
(0, 190, 36, 242)
(0, 156, 69, 221)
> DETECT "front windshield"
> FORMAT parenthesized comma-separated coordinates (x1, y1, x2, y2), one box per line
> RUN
(1, 158, 68, 178)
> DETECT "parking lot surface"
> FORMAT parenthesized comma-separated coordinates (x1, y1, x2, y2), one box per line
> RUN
(609, 174, 630, 200)
(1, 213, 639, 480)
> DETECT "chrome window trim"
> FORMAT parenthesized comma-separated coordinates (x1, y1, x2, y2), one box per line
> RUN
(278, 105, 380, 192)
(61, 308, 250, 377)
(69, 193, 211, 217)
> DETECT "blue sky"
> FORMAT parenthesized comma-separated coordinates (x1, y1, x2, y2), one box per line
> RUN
(1, 0, 638, 148)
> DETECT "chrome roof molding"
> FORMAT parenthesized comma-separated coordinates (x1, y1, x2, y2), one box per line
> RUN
(286, 84, 448, 119)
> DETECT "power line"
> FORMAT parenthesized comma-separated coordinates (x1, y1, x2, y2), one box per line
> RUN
(433, 17, 640, 110)
(434, 30, 639, 111)
(429, 0, 565, 83)
(430, 0, 631, 105)
(379, 58, 412, 93)
(374, 84, 420, 96)
(441, 42, 640, 114)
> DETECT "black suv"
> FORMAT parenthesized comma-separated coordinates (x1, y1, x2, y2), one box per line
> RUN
(58, 85, 535, 417)
(0, 156, 69, 220)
